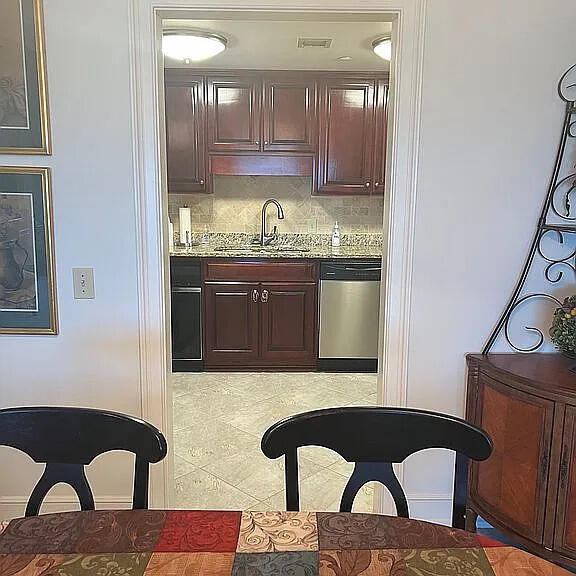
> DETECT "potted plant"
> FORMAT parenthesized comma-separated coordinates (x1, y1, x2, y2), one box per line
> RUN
(550, 296, 576, 358)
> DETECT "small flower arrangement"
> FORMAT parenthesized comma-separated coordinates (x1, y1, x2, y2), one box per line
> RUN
(550, 296, 576, 358)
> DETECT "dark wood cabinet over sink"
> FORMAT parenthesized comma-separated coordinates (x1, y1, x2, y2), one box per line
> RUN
(466, 353, 576, 569)
(203, 260, 317, 370)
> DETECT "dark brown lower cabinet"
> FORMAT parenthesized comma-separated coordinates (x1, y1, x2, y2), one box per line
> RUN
(260, 283, 316, 367)
(203, 283, 259, 366)
(466, 354, 576, 570)
(203, 261, 318, 370)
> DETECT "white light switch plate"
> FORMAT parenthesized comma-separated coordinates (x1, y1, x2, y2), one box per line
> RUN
(73, 268, 95, 299)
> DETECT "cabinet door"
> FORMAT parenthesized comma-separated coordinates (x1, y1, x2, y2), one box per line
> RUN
(372, 79, 388, 196)
(164, 74, 206, 193)
(260, 283, 317, 367)
(554, 406, 576, 558)
(471, 373, 554, 543)
(263, 77, 316, 152)
(203, 282, 259, 366)
(316, 78, 376, 195)
(207, 76, 261, 151)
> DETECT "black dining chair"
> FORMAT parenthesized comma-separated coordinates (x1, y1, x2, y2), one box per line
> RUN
(261, 406, 492, 529)
(0, 406, 168, 516)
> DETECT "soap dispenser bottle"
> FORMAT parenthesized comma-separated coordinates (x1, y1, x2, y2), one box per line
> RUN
(331, 221, 341, 248)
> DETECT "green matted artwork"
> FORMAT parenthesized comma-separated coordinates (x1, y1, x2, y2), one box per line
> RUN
(0, 166, 57, 334)
(0, 0, 51, 154)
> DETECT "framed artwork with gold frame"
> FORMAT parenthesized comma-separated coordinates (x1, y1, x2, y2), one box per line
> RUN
(0, 166, 57, 334)
(0, 0, 51, 154)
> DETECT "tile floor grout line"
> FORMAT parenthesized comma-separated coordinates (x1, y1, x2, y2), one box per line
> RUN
(177, 465, 264, 507)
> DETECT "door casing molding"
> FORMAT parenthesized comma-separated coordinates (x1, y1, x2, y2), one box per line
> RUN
(128, 0, 427, 511)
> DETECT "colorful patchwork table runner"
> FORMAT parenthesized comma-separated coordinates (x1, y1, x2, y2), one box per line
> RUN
(0, 510, 570, 574)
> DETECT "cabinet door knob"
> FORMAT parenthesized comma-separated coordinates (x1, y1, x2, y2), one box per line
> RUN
(261, 289, 269, 303)
(252, 289, 259, 303)
(264, 140, 269, 145)
(255, 140, 260, 145)
(365, 182, 371, 188)
(375, 182, 379, 187)
(200, 179, 204, 185)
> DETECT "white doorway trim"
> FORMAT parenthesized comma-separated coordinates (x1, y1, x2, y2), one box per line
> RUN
(128, 0, 427, 509)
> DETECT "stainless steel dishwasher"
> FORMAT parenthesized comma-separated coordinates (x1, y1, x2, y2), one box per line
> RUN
(318, 260, 381, 372)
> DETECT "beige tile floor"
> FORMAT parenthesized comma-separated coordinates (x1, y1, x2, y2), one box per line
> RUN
(172, 371, 378, 512)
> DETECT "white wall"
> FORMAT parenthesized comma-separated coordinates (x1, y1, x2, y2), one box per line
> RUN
(0, 0, 140, 518)
(404, 0, 576, 522)
(2, 0, 576, 522)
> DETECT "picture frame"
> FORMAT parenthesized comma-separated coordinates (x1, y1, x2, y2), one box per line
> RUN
(0, 0, 51, 154)
(0, 166, 57, 334)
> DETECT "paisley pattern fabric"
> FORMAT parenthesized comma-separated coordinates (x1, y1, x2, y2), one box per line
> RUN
(237, 511, 318, 553)
(0, 510, 568, 575)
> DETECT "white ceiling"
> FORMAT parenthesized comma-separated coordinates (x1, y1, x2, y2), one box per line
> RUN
(162, 19, 392, 71)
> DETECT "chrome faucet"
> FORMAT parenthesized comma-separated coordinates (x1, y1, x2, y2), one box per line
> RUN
(260, 199, 285, 246)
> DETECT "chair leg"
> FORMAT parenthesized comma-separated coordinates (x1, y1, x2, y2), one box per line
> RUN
(465, 508, 479, 532)
(452, 454, 469, 529)
(285, 451, 300, 511)
(133, 458, 149, 509)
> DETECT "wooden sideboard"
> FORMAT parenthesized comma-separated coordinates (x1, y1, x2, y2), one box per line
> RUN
(466, 353, 576, 569)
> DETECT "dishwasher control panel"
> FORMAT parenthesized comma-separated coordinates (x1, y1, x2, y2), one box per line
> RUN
(320, 260, 382, 281)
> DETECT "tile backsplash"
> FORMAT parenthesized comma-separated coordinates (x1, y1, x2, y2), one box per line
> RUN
(168, 176, 384, 236)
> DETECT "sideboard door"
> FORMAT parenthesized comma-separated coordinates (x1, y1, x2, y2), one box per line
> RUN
(554, 406, 576, 559)
(471, 373, 554, 543)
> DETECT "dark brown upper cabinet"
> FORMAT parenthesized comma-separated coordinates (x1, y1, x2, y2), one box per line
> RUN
(316, 77, 387, 196)
(373, 79, 388, 196)
(164, 72, 206, 193)
(263, 77, 316, 153)
(164, 70, 388, 194)
(207, 76, 261, 152)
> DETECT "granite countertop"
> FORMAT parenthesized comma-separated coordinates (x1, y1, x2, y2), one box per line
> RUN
(169, 232, 383, 260)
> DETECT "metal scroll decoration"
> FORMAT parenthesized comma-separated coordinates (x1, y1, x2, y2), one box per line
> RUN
(483, 64, 576, 354)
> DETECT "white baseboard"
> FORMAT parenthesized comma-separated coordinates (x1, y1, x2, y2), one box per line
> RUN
(0, 496, 132, 521)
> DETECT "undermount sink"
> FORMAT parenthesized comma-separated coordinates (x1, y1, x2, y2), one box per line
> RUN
(214, 245, 309, 253)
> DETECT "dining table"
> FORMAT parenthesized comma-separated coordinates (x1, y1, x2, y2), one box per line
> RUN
(0, 509, 571, 575)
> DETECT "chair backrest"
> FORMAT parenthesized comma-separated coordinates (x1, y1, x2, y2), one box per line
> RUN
(261, 407, 492, 528)
(0, 406, 168, 516)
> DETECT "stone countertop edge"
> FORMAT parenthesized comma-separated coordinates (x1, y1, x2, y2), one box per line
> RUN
(169, 246, 383, 259)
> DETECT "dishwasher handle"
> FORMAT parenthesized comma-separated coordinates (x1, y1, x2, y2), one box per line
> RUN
(171, 287, 202, 293)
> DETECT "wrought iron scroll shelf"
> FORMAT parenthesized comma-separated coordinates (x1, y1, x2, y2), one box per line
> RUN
(483, 64, 576, 354)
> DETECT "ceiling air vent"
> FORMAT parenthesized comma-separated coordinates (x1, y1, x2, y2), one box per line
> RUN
(297, 37, 333, 49)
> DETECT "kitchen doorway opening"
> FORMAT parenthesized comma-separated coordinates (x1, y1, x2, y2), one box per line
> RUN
(161, 10, 392, 512)
(130, 0, 424, 511)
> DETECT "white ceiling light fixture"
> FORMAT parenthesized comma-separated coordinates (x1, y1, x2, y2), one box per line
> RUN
(372, 37, 392, 61)
(162, 30, 227, 62)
